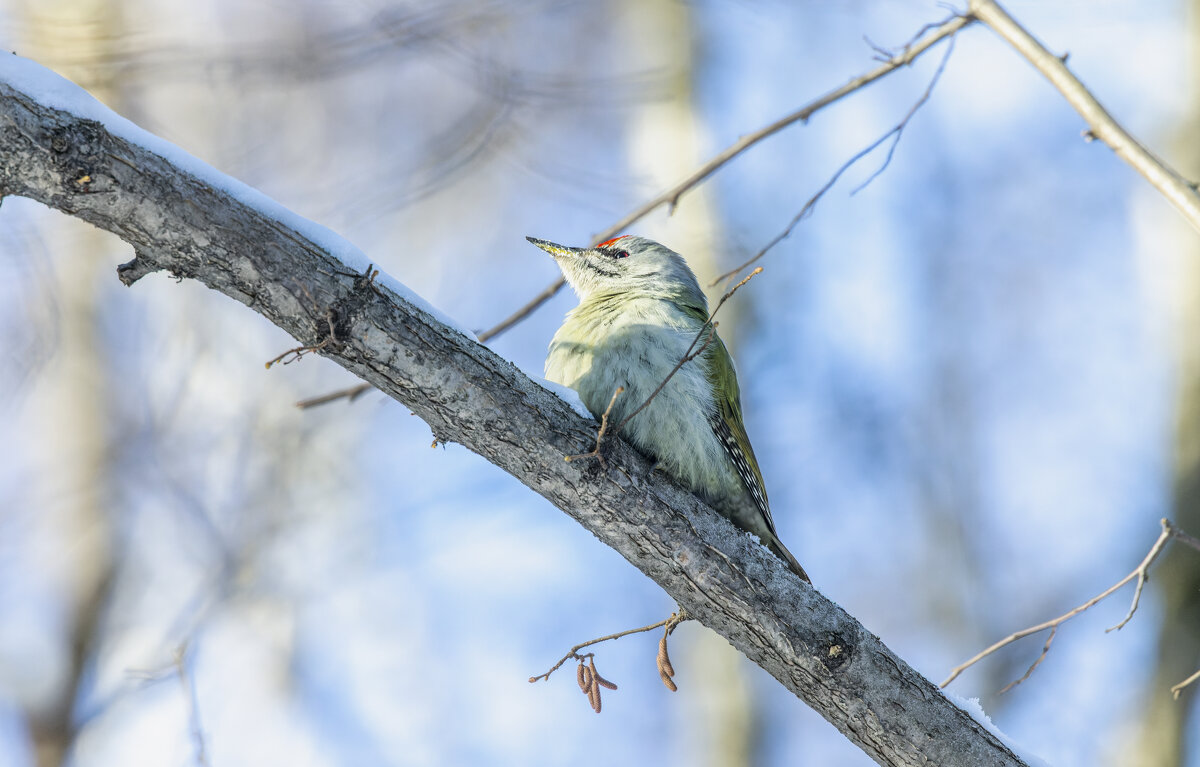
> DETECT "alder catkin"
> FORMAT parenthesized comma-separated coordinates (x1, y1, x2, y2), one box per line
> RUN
(657, 633, 678, 691)
(587, 684, 602, 713)
(588, 657, 617, 690)
(658, 634, 675, 677)
(659, 670, 678, 693)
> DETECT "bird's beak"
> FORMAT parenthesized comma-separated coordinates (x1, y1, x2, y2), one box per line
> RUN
(526, 236, 587, 259)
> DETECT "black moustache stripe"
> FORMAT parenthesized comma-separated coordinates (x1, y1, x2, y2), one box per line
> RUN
(582, 259, 618, 277)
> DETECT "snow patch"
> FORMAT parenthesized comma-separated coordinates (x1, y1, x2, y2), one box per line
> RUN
(533, 376, 593, 421)
(946, 693, 1053, 767)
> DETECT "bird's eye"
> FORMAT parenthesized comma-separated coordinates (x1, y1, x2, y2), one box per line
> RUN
(615, 250, 629, 259)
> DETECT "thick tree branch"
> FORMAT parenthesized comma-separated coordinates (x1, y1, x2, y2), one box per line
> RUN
(0, 58, 1028, 767)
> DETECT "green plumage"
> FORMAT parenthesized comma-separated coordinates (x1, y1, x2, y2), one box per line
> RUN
(530, 235, 809, 582)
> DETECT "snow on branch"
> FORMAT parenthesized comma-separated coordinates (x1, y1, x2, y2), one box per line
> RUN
(0, 55, 1030, 766)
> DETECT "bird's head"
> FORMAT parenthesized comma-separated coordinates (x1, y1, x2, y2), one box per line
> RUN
(526, 234, 705, 305)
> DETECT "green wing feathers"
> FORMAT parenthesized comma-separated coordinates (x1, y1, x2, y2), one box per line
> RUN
(676, 304, 808, 581)
(704, 334, 776, 534)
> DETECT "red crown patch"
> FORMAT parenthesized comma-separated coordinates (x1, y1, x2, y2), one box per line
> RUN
(596, 235, 631, 249)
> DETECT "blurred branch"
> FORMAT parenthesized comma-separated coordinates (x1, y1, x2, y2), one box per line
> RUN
(295, 380, 374, 408)
(174, 643, 211, 767)
(941, 519, 1199, 693)
(29, 563, 115, 767)
(970, 0, 1200, 233)
(1171, 668, 1200, 700)
(0, 61, 1030, 767)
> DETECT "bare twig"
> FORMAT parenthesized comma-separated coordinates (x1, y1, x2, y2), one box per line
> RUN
(1171, 668, 1200, 700)
(997, 627, 1055, 695)
(174, 643, 210, 767)
(565, 386, 624, 465)
(477, 275, 566, 344)
(478, 13, 973, 343)
(264, 338, 330, 368)
(612, 324, 717, 437)
(528, 611, 689, 684)
(941, 519, 1185, 691)
(529, 611, 687, 713)
(295, 381, 373, 408)
(852, 34, 956, 194)
(265, 308, 337, 368)
(713, 34, 958, 285)
(614, 268, 761, 436)
(1171, 525, 1200, 553)
(561, 268, 762, 465)
(970, 0, 1200, 233)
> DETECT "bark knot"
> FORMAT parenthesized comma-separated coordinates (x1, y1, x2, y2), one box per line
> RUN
(821, 631, 855, 672)
(49, 121, 104, 194)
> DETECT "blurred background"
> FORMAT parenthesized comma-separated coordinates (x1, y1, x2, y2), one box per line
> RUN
(0, 0, 1197, 765)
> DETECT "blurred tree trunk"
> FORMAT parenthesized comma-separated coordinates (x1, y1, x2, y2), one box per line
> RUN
(912, 195, 1014, 708)
(16, 2, 125, 764)
(1120, 3, 1200, 765)
(616, 1, 759, 766)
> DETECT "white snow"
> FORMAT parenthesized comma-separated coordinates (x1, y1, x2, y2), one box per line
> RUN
(946, 692, 1053, 767)
(0, 52, 477, 341)
(531, 376, 594, 421)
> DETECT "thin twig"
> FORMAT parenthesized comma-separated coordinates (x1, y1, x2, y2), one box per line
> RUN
(478, 13, 973, 343)
(562, 268, 762, 465)
(613, 324, 717, 437)
(611, 267, 762, 436)
(1170, 525, 1200, 553)
(997, 627, 1055, 694)
(970, 0, 1200, 233)
(565, 386, 624, 465)
(528, 612, 688, 684)
(174, 643, 210, 767)
(712, 34, 958, 285)
(478, 275, 566, 343)
(265, 308, 337, 369)
(296, 381, 373, 408)
(1171, 668, 1200, 700)
(852, 34, 956, 194)
(940, 518, 1180, 691)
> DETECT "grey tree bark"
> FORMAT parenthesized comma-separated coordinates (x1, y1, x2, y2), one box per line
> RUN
(0, 66, 1030, 767)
